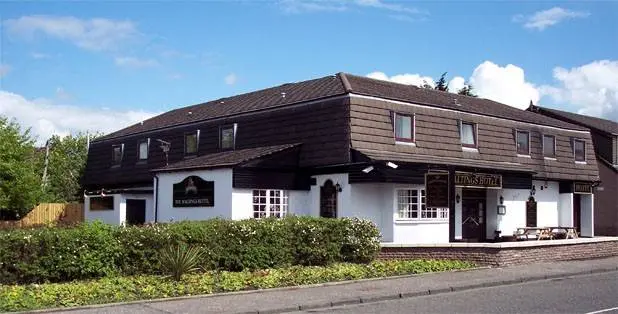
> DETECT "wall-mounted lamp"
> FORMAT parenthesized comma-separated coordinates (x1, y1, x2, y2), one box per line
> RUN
(386, 161, 398, 169)
(499, 195, 504, 205)
(497, 205, 506, 215)
(455, 194, 461, 204)
(362, 166, 374, 174)
(530, 185, 536, 196)
(335, 183, 342, 192)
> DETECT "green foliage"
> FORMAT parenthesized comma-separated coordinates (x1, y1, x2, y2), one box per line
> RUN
(457, 84, 478, 97)
(0, 217, 381, 284)
(159, 244, 205, 281)
(434, 72, 449, 92)
(0, 259, 475, 312)
(0, 116, 44, 219)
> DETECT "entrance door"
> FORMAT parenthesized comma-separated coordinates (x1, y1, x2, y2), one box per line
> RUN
(461, 189, 486, 241)
(573, 194, 581, 233)
(320, 180, 337, 218)
(126, 199, 146, 225)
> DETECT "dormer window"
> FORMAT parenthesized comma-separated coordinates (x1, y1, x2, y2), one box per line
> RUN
(573, 139, 586, 162)
(138, 139, 149, 160)
(220, 124, 236, 150)
(543, 135, 556, 158)
(394, 113, 414, 143)
(516, 130, 530, 155)
(459, 121, 477, 148)
(112, 144, 124, 166)
(185, 130, 199, 156)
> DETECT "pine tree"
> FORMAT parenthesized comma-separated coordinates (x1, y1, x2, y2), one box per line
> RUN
(457, 84, 478, 97)
(434, 72, 449, 92)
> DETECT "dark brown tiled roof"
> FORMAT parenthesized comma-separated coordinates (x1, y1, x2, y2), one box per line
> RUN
(356, 148, 535, 173)
(528, 105, 618, 135)
(343, 73, 588, 131)
(154, 143, 300, 172)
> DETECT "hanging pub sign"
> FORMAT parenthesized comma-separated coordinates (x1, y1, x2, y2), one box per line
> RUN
(425, 172, 449, 208)
(455, 172, 502, 189)
(573, 182, 593, 194)
(173, 176, 215, 207)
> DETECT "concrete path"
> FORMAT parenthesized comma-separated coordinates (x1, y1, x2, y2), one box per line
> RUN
(45, 257, 618, 314)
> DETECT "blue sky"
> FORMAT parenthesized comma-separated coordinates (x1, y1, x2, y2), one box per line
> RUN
(0, 1, 617, 141)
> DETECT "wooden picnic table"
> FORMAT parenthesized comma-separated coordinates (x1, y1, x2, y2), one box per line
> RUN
(546, 226, 579, 239)
(515, 226, 578, 240)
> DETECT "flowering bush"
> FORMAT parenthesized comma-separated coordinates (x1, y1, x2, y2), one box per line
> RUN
(0, 217, 381, 284)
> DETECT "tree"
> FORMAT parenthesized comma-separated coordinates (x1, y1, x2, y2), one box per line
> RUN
(0, 116, 43, 219)
(434, 72, 449, 92)
(421, 80, 433, 89)
(457, 84, 478, 97)
(42, 133, 96, 202)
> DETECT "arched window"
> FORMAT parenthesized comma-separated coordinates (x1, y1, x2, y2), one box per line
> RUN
(320, 179, 338, 218)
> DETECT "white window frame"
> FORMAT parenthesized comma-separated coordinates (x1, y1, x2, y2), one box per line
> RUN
(393, 112, 415, 145)
(542, 134, 556, 159)
(220, 124, 236, 150)
(112, 144, 124, 166)
(252, 189, 289, 219)
(573, 138, 586, 163)
(395, 188, 448, 221)
(184, 130, 200, 156)
(459, 120, 478, 149)
(138, 139, 149, 161)
(515, 129, 531, 156)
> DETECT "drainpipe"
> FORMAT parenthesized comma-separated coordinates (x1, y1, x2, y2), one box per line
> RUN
(154, 174, 159, 223)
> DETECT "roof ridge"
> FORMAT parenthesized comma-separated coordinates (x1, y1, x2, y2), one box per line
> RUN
(338, 72, 353, 92)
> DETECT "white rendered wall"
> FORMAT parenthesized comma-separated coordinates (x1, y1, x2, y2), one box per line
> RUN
(391, 184, 449, 244)
(309, 174, 350, 217)
(289, 191, 310, 216)
(84, 194, 122, 225)
(486, 189, 499, 240)
(157, 169, 233, 222)
(231, 189, 253, 220)
(558, 193, 573, 227)
(581, 194, 594, 237)
(496, 189, 527, 236)
(533, 181, 559, 227)
(455, 187, 462, 240)
(119, 193, 155, 224)
(348, 183, 389, 241)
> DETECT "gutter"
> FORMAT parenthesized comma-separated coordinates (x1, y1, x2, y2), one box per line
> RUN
(154, 174, 159, 223)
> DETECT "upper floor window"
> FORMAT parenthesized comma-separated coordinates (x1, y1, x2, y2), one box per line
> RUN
(138, 139, 149, 160)
(394, 113, 414, 143)
(543, 135, 556, 158)
(185, 130, 199, 156)
(220, 124, 236, 150)
(112, 144, 124, 166)
(573, 139, 586, 162)
(459, 121, 477, 148)
(396, 188, 448, 220)
(516, 130, 530, 155)
(252, 189, 288, 218)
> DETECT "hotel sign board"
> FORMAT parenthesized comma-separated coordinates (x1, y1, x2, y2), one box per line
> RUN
(573, 182, 593, 194)
(173, 176, 215, 207)
(425, 172, 449, 208)
(455, 172, 502, 189)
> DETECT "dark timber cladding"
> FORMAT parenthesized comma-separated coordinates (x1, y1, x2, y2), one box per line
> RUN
(348, 96, 599, 182)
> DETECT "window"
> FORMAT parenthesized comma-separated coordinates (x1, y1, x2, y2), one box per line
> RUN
(220, 125, 235, 150)
(90, 196, 114, 211)
(459, 121, 477, 148)
(516, 130, 530, 155)
(397, 189, 448, 220)
(252, 190, 288, 218)
(574, 139, 586, 162)
(138, 140, 149, 160)
(112, 144, 123, 166)
(185, 131, 199, 156)
(543, 135, 556, 158)
(394, 113, 414, 142)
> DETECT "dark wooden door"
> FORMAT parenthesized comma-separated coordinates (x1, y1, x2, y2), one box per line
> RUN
(461, 189, 486, 241)
(526, 197, 537, 227)
(126, 199, 146, 225)
(320, 180, 337, 218)
(573, 194, 581, 232)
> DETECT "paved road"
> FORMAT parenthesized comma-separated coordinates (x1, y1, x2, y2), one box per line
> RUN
(301, 271, 618, 314)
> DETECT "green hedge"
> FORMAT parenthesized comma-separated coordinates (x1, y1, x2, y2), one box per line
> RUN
(0, 217, 380, 284)
(0, 260, 475, 312)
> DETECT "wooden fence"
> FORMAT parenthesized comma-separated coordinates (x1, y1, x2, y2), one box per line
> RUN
(0, 203, 84, 229)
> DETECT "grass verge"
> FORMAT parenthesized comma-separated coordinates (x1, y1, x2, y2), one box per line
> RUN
(0, 259, 474, 312)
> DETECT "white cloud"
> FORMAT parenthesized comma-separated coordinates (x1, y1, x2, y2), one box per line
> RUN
(114, 57, 159, 68)
(0, 90, 157, 143)
(540, 60, 618, 121)
(469, 61, 540, 109)
(367, 71, 434, 87)
(278, 0, 346, 14)
(224, 73, 238, 85)
(278, 0, 424, 20)
(0, 64, 9, 78)
(168, 73, 183, 80)
(514, 7, 589, 31)
(355, 0, 420, 15)
(5, 15, 139, 51)
(448, 76, 466, 92)
(31, 52, 52, 59)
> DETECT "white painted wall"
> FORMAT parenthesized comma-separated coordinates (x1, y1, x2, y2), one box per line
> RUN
(455, 187, 462, 240)
(348, 183, 389, 241)
(496, 189, 527, 236)
(533, 181, 559, 227)
(558, 193, 573, 227)
(120, 193, 155, 224)
(157, 169, 233, 222)
(581, 194, 594, 237)
(84, 194, 122, 225)
(289, 191, 310, 216)
(486, 189, 499, 240)
(309, 174, 350, 217)
(231, 189, 253, 220)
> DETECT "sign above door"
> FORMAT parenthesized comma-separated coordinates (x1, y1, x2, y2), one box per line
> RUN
(455, 172, 502, 189)
(173, 176, 215, 207)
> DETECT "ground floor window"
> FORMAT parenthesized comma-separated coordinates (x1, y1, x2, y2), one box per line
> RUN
(397, 189, 448, 220)
(252, 189, 288, 218)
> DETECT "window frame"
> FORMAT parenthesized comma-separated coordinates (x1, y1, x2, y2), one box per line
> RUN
(395, 188, 449, 221)
(89, 196, 114, 211)
(184, 130, 200, 157)
(219, 124, 236, 150)
(393, 112, 415, 143)
(137, 139, 149, 161)
(542, 134, 556, 158)
(112, 144, 124, 166)
(459, 121, 478, 149)
(515, 130, 531, 156)
(252, 189, 289, 219)
(573, 138, 586, 162)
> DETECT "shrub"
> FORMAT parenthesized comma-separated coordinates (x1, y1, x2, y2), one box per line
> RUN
(159, 244, 205, 281)
(0, 216, 381, 284)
